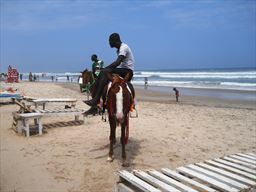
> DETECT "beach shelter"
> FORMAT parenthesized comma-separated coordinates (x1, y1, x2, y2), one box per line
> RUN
(6, 65, 19, 83)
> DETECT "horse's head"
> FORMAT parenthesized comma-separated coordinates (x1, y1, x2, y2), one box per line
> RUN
(82, 71, 94, 84)
(106, 73, 132, 123)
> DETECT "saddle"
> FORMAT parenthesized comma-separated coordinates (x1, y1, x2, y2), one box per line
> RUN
(100, 74, 137, 119)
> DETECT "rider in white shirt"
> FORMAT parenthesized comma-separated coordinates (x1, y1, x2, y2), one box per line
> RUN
(83, 33, 135, 116)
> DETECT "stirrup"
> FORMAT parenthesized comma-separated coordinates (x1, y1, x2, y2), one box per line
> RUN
(130, 106, 138, 118)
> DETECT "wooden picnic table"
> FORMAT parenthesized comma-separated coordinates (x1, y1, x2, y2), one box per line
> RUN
(12, 98, 85, 136)
(32, 98, 77, 109)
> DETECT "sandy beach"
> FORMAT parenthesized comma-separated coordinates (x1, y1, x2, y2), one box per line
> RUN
(0, 81, 256, 192)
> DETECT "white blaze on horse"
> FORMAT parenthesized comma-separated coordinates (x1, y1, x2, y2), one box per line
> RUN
(105, 73, 134, 167)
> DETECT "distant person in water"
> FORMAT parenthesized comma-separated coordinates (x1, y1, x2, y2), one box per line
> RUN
(173, 87, 179, 102)
(144, 77, 148, 89)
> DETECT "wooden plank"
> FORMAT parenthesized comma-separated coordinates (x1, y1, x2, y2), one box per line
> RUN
(115, 183, 136, 192)
(147, 170, 199, 192)
(247, 153, 256, 158)
(205, 160, 256, 181)
(223, 157, 256, 169)
(133, 170, 180, 192)
(56, 109, 65, 113)
(37, 109, 47, 113)
(13, 99, 33, 113)
(187, 164, 248, 190)
(237, 153, 256, 161)
(33, 98, 77, 103)
(43, 109, 52, 113)
(214, 158, 256, 175)
(246, 154, 256, 160)
(230, 154, 256, 165)
(161, 168, 217, 192)
(118, 170, 161, 192)
(22, 96, 37, 101)
(18, 113, 42, 118)
(196, 162, 255, 186)
(177, 166, 239, 192)
(46, 98, 77, 102)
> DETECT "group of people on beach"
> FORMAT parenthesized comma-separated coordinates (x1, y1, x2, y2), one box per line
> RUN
(28, 72, 39, 82)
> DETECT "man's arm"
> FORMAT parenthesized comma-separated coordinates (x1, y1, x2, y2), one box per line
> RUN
(105, 55, 125, 69)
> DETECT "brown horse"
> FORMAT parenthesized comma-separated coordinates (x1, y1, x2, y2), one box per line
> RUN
(105, 73, 134, 166)
(79, 70, 96, 99)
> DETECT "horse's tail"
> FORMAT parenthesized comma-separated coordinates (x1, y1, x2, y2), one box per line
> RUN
(125, 114, 129, 144)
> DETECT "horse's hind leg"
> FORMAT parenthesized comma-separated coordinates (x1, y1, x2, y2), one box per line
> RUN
(107, 117, 116, 162)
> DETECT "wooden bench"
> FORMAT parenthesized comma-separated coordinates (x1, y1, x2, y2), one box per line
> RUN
(32, 98, 77, 109)
(114, 152, 256, 192)
(34, 108, 85, 122)
(16, 113, 43, 137)
(31, 98, 85, 122)
(12, 98, 86, 135)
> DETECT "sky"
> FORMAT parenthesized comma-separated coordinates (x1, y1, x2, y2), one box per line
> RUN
(0, 0, 255, 73)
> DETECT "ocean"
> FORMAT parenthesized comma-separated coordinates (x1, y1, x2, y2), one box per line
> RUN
(133, 68, 256, 91)
(20, 68, 256, 91)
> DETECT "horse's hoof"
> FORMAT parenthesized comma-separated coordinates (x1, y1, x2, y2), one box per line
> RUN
(107, 156, 114, 162)
(122, 160, 129, 167)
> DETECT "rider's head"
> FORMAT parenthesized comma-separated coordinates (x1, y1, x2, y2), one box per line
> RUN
(109, 33, 121, 48)
(91, 54, 98, 62)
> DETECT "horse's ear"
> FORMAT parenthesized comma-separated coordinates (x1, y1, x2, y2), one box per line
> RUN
(106, 72, 113, 82)
(124, 72, 130, 83)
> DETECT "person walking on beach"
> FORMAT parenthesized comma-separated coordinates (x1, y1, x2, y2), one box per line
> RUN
(173, 87, 179, 102)
(91, 54, 104, 79)
(29, 72, 33, 82)
(83, 33, 135, 116)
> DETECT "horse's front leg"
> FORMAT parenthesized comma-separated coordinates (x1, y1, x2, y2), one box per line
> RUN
(121, 118, 129, 167)
(107, 116, 116, 162)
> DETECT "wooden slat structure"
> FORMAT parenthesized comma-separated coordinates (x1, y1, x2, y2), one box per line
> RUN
(114, 152, 256, 192)
(32, 98, 77, 109)
(34, 108, 84, 115)
(12, 98, 86, 135)
(34, 108, 85, 123)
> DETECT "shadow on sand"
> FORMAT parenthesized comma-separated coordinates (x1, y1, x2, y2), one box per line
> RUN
(91, 137, 141, 167)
